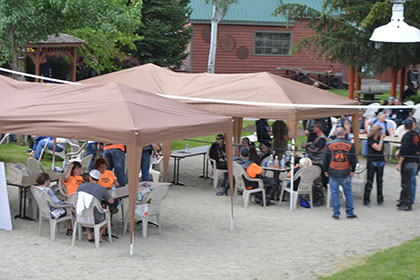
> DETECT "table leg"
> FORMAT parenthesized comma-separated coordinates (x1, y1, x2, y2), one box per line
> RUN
(199, 153, 209, 179)
(15, 187, 34, 221)
(14, 187, 24, 219)
(171, 158, 185, 186)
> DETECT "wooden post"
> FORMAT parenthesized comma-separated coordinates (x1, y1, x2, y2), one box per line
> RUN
(34, 50, 41, 83)
(356, 68, 361, 91)
(391, 69, 398, 98)
(348, 67, 355, 99)
(71, 47, 78, 82)
(399, 66, 406, 99)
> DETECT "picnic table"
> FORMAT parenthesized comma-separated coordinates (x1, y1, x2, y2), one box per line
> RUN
(356, 90, 383, 105)
(359, 134, 401, 143)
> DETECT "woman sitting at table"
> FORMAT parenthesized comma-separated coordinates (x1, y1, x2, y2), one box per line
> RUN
(286, 157, 312, 191)
(93, 158, 118, 189)
(62, 161, 84, 196)
(241, 137, 250, 148)
(38, 172, 72, 236)
(249, 142, 261, 165)
(363, 124, 385, 206)
(259, 142, 272, 161)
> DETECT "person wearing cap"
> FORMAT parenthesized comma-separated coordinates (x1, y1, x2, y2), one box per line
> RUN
(395, 118, 420, 211)
(384, 96, 395, 119)
(392, 98, 411, 126)
(77, 169, 115, 242)
(232, 146, 277, 205)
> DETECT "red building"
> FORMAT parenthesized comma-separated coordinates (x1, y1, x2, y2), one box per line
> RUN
(187, 0, 391, 83)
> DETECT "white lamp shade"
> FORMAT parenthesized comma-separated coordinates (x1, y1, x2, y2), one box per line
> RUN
(370, 20, 420, 43)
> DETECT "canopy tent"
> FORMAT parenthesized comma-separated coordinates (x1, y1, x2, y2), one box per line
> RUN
(0, 75, 235, 254)
(82, 63, 359, 138)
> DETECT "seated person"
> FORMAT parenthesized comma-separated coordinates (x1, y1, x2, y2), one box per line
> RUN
(33, 137, 68, 160)
(62, 161, 84, 196)
(241, 137, 250, 148)
(210, 134, 227, 170)
(234, 147, 277, 205)
(37, 172, 72, 236)
(94, 158, 118, 189)
(302, 122, 327, 164)
(392, 98, 411, 126)
(403, 82, 417, 101)
(77, 169, 115, 243)
(369, 112, 394, 136)
(286, 157, 312, 190)
(259, 142, 272, 162)
(248, 142, 261, 165)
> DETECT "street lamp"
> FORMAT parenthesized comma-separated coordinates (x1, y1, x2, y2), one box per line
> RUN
(370, 0, 420, 43)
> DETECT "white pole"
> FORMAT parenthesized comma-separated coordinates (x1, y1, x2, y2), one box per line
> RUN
(289, 138, 295, 211)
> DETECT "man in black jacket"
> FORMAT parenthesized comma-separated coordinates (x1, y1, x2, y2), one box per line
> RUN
(323, 127, 357, 219)
(396, 119, 420, 211)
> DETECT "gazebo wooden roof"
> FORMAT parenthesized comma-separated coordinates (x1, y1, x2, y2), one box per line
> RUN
(24, 33, 84, 82)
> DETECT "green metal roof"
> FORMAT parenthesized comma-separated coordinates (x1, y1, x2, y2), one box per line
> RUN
(189, 0, 325, 25)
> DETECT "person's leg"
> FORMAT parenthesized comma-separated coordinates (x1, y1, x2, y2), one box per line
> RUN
(411, 165, 417, 204)
(328, 177, 341, 217)
(341, 177, 355, 216)
(99, 225, 107, 242)
(112, 149, 127, 186)
(141, 150, 151, 182)
(103, 150, 114, 171)
(86, 228, 93, 240)
(33, 138, 48, 159)
(376, 164, 384, 205)
(46, 142, 63, 153)
(400, 162, 414, 209)
(363, 162, 374, 205)
(85, 142, 96, 170)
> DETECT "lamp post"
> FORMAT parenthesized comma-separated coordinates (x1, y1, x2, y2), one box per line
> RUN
(370, 0, 420, 43)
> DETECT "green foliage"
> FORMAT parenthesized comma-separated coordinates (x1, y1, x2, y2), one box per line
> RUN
(0, 0, 143, 73)
(322, 237, 420, 279)
(132, 0, 192, 69)
(205, 0, 238, 19)
(273, 0, 420, 74)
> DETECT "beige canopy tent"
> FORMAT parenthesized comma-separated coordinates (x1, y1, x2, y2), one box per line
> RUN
(0, 75, 234, 254)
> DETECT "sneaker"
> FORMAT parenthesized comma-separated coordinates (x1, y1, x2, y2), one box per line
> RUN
(216, 191, 227, 196)
(347, 214, 358, 219)
(332, 215, 340, 219)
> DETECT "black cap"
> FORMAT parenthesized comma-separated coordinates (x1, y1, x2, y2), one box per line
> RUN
(404, 118, 414, 128)
(240, 147, 250, 157)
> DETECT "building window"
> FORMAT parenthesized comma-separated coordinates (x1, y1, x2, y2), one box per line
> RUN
(254, 31, 292, 56)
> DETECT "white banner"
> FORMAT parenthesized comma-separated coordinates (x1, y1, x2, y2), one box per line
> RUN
(0, 162, 12, 231)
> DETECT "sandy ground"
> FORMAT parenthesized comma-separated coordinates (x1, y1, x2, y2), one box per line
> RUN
(1, 156, 419, 280)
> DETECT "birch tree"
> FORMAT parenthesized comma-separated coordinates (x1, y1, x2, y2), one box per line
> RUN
(205, 0, 237, 73)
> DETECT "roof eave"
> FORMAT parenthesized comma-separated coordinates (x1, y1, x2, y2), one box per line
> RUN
(191, 19, 292, 27)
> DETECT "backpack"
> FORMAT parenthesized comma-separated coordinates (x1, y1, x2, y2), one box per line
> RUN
(6, 162, 30, 184)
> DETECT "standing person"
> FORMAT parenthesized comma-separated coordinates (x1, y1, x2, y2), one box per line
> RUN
(323, 127, 357, 219)
(77, 169, 115, 242)
(141, 144, 160, 182)
(103, 144, 127, 186)
(272, 120, 290, 156)
(85, 141, 97, 170)
(363, 125, 386, 206)
(410, 118, 420, 204)
(256, 119, 272, 147)
(395, 119, 420, 211)
(392, 98, 411, 126)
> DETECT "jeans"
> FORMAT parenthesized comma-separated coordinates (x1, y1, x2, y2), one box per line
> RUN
(400, 162, 416, 207)
(363, 161, 385, 204)
(104, 148, 127, 186)
(34, 138, 63, 159)
(411, 165, 418, 204)
(329, 176, 354, 217)
(85, 142, 97, 170)
(141, 149, 152, 182)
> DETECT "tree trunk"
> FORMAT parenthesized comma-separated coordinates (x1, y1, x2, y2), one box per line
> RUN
(207, 5, 219, 74)
(399, 66, 406, 99)
(391, 69, 398, 98)
(348, 67, 355, 99)
(8, 25, 24, 81)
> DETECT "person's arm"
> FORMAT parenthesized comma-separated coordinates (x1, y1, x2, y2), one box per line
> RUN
(323, 145, 331, 176)
(349, 144, 357, 176)
(209, 143, 217, 160)
(370, 135, 385, 152)
(63, 162, 74, 182)
(307, 138, 326, 152)
(152, 143, 160, 157)
(103, 190, 115, 205)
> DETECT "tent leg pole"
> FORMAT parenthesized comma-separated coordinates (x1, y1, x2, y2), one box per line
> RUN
(290, 138, 295, 211)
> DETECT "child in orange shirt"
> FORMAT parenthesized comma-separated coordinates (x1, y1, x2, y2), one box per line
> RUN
(62, 161, 84, 195)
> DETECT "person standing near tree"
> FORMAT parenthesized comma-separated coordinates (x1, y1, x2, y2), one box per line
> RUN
(272, 120, 289, 157)
(323, 127, 357, 219)
(256, 119, 272, 147)
(395, 119, 420, 211)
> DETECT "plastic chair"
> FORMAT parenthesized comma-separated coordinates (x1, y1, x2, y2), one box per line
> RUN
(279, 165, 321, 210)
(123, 183, 169, 238)
(207, 147, 228, 188)
(404, 100, 414, 106)
(30, 186, 73, 241)
(68, 192, 112, 248)
(63, 141, 87, 168)
(232, 161, 266, 208)
(26, 157, 47, 176)
(411, 104, 420, 123)
(139, 155, 163, 182)
(386, 119, 397, 133)
(352, 163, 367, 198)
(363, 103, 380, 119)
(80, 154, 93, 174)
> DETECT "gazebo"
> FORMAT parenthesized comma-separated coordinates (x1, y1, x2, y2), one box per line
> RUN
(24, 33, 84, 82)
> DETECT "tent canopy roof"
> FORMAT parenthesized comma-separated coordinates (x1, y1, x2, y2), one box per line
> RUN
(83, 63, 358, 122)
(0, 75, 231, 145)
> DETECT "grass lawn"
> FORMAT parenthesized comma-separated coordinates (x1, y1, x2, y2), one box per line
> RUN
(328, 89, 391, 102)
(322, 237, 420, 280)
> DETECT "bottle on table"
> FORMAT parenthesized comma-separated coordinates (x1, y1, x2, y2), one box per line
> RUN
(111, 186, 116, 198)
(274, 155, 279, 168)
(185, 142, 189, 152)
(280, 155, 286, 169)
(268, 154, 274, 167)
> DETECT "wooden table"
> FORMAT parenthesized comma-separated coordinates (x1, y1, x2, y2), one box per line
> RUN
(356, 90, 383, 105)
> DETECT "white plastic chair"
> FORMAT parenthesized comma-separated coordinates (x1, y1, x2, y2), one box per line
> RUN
(123, 183, 169, 238)
(411, 104, 420, 123)
(63, 141, 87, 168)
(26, 157, 47, 175)
(363, 103, 380, 119)
(351, 163, 367, 198)
(232, 161, 266, 208)
(326, 185, 346, 208)
(68, 192, 112, 248)
(80, 154, 93, 174)
(404, 100, 414, 106)
(386, 119, 397, 133)
(139, 155, 163, 182)
(30, 186, 73, 241)
(279, 165, 321, 210)
(207, 147, 228, 188)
